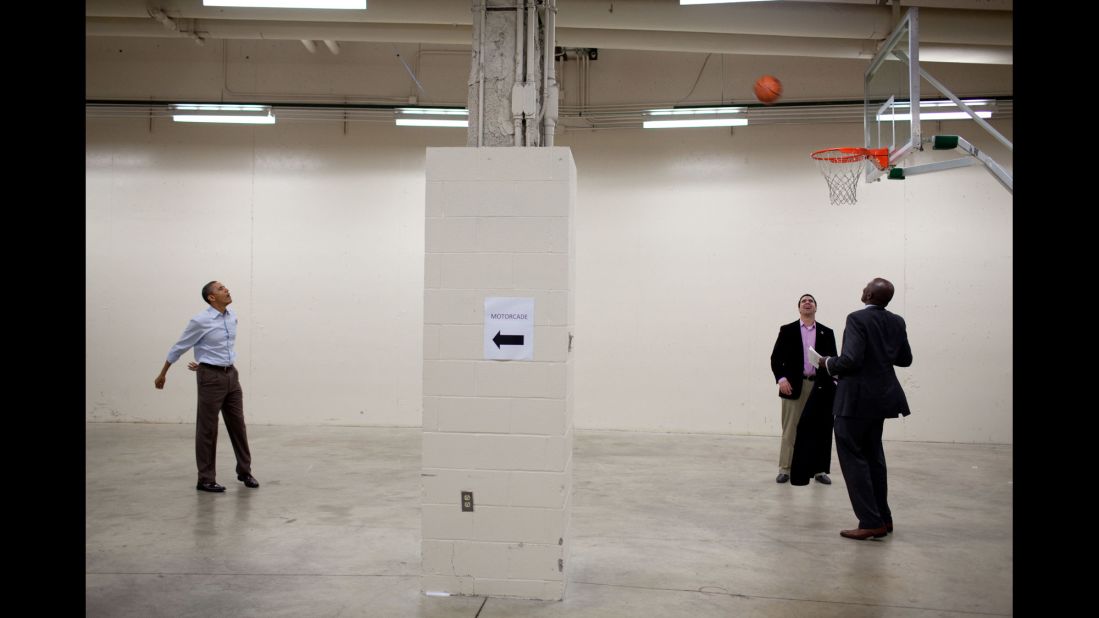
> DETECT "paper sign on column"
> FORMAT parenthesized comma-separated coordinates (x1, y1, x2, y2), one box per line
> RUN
(484, 297, 534, 360)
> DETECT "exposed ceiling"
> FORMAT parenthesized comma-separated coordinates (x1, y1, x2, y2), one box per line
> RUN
(85, 1, 1013, 129)
(87, 0, 1012, 63)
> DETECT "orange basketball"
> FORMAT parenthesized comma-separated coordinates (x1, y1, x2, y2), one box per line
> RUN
(753, 75, 783, 105)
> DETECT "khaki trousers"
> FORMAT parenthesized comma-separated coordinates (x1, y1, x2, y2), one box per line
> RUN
(778, 382, 813, 473)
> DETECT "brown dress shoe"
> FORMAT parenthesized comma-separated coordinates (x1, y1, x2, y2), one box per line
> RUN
(840, 526, 889, 540)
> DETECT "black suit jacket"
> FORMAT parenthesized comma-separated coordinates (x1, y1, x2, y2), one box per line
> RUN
(770, 320, 838, 400)
(826, 305, 913, 418)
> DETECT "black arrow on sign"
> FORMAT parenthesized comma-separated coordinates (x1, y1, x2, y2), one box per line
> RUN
(493, 331, 525, 348)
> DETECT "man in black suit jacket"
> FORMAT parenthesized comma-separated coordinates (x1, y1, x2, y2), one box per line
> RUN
(770, 293, 838, 485)
(820, 278, 913, 540)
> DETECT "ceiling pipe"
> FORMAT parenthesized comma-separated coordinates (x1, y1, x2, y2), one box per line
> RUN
(146, 8, 204, 46)
(541, 0, 558, 147)
(87, 18, 472, 45)
(147, 8, 178, 32)
(556, 27, 1013, 65)
(514, 0, 524, 146)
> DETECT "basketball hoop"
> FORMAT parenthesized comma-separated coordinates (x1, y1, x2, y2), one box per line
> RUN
(810, 148, 889, 205)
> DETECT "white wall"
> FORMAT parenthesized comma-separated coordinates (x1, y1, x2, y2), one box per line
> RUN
(565, 122, 1012, 444)
(87, 119, 463, 426)
(86, 115, 1012, 443)
(86, 32, 1012, 443)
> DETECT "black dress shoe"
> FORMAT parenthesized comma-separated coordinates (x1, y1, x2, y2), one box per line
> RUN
(885, 521, 894, 533)
(815, 473, 832, 485)
(776, 473, 790, 483)
(237, 474, 260, 488)
(196, 481, 226, 492)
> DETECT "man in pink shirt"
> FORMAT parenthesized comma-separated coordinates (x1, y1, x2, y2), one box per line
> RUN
(769, 293, 838, 485)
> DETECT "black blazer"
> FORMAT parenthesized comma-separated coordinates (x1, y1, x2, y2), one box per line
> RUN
(826, 305, 913, 418)
(770, 320, 838, 400)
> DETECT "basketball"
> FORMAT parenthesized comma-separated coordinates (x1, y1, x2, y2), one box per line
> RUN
(753, 75, 783, 104)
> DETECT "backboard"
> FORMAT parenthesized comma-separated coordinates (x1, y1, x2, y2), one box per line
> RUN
(864, 7, 920, 183)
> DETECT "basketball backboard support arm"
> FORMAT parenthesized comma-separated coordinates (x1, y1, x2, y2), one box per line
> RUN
(864, 7, 920, 182)
(913, 63, 1012, 153)
(889, 135, 1013, 194)
(864, 6, 1012, 192)
(885, 51, 1012, 194)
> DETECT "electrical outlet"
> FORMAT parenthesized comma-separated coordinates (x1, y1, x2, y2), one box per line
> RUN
(461, 491, 474, 512)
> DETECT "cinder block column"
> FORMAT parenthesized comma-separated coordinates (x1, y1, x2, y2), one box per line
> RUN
(422, 147, 575, 601)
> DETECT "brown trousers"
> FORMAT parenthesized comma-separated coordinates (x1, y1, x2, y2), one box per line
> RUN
(195, 364, 252, 483)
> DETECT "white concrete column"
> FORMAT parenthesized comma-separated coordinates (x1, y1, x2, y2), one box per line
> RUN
(422, 147, 575, 601)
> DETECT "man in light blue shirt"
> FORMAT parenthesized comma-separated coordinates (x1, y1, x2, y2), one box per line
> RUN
(155, 281, 259, 493)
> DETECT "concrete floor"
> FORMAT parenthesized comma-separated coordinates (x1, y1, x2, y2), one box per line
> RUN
(86, 423, 1012, 617)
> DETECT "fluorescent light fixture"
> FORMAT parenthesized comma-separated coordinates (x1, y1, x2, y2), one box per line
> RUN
(397, 108, 468, 115)
(878, 111, 993, 121)
(396, 119, 469, 127)
(644, 118, 748, 128)
(878, 100, 995, 121)
(680, 1, 776, 5)
(395, 108, 469, 128)
(643, 106, 748, 128)
(915, 99, 993, 108)
(171, 104, 276, 124)
(647, 106, 747, 116)
(203, 1, 365, 8)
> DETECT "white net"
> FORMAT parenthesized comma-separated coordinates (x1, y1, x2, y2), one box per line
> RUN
(812, 150, 867, 205)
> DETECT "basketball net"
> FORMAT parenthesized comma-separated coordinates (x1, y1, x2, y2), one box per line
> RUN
(810, 148, 889, 205)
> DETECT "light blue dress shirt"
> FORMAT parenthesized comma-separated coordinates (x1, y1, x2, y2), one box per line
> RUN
(166, 306, 238, 367)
